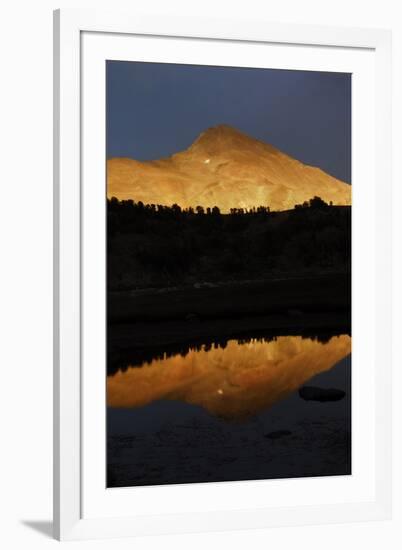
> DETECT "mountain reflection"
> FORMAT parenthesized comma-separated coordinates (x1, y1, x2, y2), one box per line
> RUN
(107, 335, 351, 421)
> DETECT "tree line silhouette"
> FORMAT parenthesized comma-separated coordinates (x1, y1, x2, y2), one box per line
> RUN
(108, 330, 345, 375)
(107, 196, 351, 290)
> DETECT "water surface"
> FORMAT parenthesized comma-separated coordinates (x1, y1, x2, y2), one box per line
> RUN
(107, 334, 351, 487)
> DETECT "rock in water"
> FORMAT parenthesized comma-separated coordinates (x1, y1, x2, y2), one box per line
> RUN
(299, 386, 346, 402)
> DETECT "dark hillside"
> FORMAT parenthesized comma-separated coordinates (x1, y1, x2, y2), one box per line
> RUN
(107, 197, 351, 291)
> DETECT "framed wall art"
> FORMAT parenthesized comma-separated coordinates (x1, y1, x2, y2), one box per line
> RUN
(53, 9, 392, 540)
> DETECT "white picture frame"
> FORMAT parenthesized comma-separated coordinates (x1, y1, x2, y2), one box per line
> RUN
(53, 8, 392, 541)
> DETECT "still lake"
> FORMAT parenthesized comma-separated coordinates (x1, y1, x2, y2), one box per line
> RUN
(107, 334, 351, 487)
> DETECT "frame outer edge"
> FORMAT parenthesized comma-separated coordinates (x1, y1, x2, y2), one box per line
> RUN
(59, 8, 390, 49)
(374, 29, 393, 519)
(54, 8, 393, 539)
(53, 8, 61, 541)
(53, 8, 82, 540)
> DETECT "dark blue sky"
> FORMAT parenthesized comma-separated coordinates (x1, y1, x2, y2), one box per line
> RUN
(106, 61, 351, 183)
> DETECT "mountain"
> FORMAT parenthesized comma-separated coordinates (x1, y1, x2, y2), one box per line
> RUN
(107, 334, 351, 421)
(107, 125, 351, 212)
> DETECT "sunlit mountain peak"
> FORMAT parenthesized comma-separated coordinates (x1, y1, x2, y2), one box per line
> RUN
(107, 125, 351, 212)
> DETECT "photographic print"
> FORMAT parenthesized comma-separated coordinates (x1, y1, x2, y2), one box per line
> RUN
(106, 61, 351, 488)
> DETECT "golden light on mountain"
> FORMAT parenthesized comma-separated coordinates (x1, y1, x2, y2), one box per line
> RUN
(107, 125, 351, 212)
(107, 335, 351, 421)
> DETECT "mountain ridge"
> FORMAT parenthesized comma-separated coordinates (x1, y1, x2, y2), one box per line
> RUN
(107, 124, 351, 212)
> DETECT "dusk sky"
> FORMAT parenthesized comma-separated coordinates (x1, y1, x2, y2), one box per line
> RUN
(106, 61, 351, 184)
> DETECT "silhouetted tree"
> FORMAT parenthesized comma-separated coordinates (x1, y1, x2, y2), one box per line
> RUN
(309, 196, 328, 209)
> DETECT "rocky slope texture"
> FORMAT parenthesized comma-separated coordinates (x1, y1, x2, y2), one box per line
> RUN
(107, 125, 351, 212)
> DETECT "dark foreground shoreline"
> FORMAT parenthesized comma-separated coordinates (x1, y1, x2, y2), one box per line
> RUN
(108, 272, 350, 324)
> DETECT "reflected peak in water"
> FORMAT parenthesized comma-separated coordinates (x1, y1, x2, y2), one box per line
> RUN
(107, 335, 351, 421)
